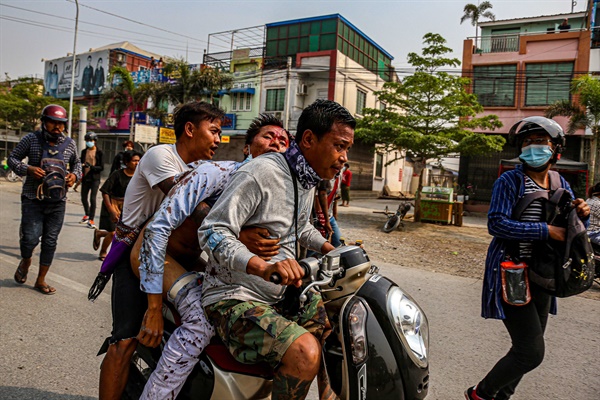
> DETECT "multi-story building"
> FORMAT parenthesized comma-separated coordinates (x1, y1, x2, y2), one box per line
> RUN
(460, 11, 592, 202)
(205, 14, 401, 191)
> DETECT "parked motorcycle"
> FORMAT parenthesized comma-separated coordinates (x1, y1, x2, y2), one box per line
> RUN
(114, 246, 430, 400)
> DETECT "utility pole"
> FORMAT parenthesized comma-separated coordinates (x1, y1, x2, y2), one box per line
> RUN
(284, 56, 292, 130)
(78, 106, 87, 153)
(67, 0, 79, 138)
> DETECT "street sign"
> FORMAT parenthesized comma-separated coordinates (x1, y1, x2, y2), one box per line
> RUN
(135, 124, 158, 145)
(159, 127, 176, 144)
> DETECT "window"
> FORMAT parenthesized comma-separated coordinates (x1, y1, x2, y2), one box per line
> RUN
(356, 89, 367, 115)
(266, 88, 286, 111)
(472, 64, 517, 107)
(231, 92, 252, 112)
(375, 153, 384, 178)
(525, 62, 573, 106)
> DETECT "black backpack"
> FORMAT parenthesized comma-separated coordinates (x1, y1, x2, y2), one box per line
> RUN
(511, 170, 594, 297)
(35, 132, 71, 202)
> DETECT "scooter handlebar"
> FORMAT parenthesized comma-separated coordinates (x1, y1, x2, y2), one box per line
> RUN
(268, 262, 312, 285)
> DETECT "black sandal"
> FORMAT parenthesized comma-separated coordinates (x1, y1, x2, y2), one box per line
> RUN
(14, 262, 29, 284)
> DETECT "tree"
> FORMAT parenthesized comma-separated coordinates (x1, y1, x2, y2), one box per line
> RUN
(98, 66, 147, 141)
(545, 75, 600, 183)
(460, 1, 496, 48)
(0, 77, 75, 133)
(356, 33, 503, 221)
(162, 59, 232, 105)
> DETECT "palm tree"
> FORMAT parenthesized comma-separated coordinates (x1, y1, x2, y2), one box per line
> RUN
(162, 59, 232, 105)
(98, 66, 147, 141)
(460, 1, 496, 49)
(545, 75, 600, 183)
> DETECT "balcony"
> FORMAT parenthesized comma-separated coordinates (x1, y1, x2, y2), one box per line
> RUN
(470, 28, 587, 54)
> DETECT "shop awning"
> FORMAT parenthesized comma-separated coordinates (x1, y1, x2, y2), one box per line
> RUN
(229, 87, 255, 95)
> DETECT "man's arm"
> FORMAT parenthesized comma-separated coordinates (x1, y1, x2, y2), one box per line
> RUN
(66, 139, 82, 186)
(7, 134, 33, 176)
(139, 161, 241, 295)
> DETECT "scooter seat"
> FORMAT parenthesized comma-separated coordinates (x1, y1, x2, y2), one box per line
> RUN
(204, 337, 274, 379)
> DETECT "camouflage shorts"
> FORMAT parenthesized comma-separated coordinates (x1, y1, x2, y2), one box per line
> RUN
(204, 290, 328, 368)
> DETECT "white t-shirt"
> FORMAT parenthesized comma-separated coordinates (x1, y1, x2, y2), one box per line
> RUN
(121, 144, 187, 227)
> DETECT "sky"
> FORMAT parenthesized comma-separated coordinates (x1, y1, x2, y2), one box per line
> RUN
(0, 0, 587, 80)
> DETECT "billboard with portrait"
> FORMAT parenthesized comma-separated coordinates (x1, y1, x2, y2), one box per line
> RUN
(43, 50, 110, 99)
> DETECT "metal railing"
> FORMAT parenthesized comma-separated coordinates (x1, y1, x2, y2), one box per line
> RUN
(470, 28, 587, 54)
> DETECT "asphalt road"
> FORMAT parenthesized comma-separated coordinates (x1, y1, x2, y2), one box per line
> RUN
(0, 181, 598, 400)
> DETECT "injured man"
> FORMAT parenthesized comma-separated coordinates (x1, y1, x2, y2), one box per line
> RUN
(130, 114, 291, 399)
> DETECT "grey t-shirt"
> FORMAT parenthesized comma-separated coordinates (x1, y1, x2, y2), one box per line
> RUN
(199, 152, 327, 306)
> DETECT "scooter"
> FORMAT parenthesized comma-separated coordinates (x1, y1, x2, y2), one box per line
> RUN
(119, 246, 430, 399)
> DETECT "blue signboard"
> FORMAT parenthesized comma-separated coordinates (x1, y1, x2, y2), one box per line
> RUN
(222, 113, 237, 130)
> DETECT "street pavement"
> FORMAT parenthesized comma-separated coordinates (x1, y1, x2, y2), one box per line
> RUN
(0, 181, 598, 399)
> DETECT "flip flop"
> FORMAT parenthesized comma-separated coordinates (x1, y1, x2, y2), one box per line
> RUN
(34, 284, 56, 295)
(14, 263, 29, 284)
(92, 229, 101, 251)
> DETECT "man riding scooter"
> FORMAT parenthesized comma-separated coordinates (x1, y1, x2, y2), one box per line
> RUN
(199, 100, 354, 400)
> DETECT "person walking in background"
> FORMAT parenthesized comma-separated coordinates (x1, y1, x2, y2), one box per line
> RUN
(110, 140, 134, 175)
(79, 132, 103, 229)
(93, 150, 141, 261)
(341, 162, 352, 207)
(465, 117, 590, 400)
(586, 182, 600, 245)
(8, 104, 82, 295)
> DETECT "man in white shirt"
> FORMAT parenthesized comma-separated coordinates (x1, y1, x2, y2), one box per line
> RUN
(97, 101, 224, 400)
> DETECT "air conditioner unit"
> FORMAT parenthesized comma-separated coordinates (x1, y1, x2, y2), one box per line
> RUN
(297, 84, 308, 96)
(107, 118, 118, 127)
(266, 111, 283, 120)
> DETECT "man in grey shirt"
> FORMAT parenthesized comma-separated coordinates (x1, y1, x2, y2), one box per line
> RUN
(199, 100, 355, 399)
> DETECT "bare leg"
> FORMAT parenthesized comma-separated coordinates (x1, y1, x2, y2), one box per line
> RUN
(99, 338, 138, 400)
(272, 333, 321, 400)
(34, 264, 56, 294)
(99, 232, 114, 258)
(317, 352, 339, 400)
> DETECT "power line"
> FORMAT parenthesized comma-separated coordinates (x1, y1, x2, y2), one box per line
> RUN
(65, 0, 231, 50)
(1, 3, 205, 52)
(0, 15, 205, 55)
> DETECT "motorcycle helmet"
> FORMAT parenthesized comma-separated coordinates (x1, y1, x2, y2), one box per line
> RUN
(41, 104, 68, 123)
(84, 132, 98, 141)
(508, 116, 566, 153)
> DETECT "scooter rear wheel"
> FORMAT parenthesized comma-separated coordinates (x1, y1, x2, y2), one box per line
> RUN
(383, 215, 401, 233)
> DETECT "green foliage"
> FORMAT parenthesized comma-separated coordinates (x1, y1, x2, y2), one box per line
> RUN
(162, 59, 232, 105)
(98, 66, 145, 122)
(460, 1, 496, 42)
(0, 78, 74, 132)
(545, 75, 600, 182)
(356, 33, 504, 163)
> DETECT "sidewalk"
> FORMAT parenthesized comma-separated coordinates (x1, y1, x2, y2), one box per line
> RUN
(338, 197, 488, 228)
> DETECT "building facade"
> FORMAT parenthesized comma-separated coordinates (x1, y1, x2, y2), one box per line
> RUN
(461, 11, 592, 201)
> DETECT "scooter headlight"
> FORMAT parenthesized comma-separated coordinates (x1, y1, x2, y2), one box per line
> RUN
(347, 300, 368, 365)
(387, 286, 429, 368)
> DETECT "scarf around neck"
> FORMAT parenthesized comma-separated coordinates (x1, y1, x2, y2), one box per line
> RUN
(284, 140, 321, 189)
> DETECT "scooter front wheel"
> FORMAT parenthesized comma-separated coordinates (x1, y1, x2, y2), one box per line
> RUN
(382, 215, 401, 233)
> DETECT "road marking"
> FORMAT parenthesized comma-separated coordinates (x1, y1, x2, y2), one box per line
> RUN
(0, 254, 110, 304)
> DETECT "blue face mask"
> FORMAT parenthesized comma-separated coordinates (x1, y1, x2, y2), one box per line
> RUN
(86, 141, 95, 148)
(519, 144, 553, 168)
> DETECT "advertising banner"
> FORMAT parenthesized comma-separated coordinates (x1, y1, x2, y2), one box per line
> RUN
(44, 50, 110, 99)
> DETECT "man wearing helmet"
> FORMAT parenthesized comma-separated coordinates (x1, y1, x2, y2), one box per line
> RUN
(465, 116, 590, 400)
(8, 104, 82, 295)
(79, 132, 104, 229)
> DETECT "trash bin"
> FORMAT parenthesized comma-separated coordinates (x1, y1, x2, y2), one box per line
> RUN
(420, 186, 453, 224)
